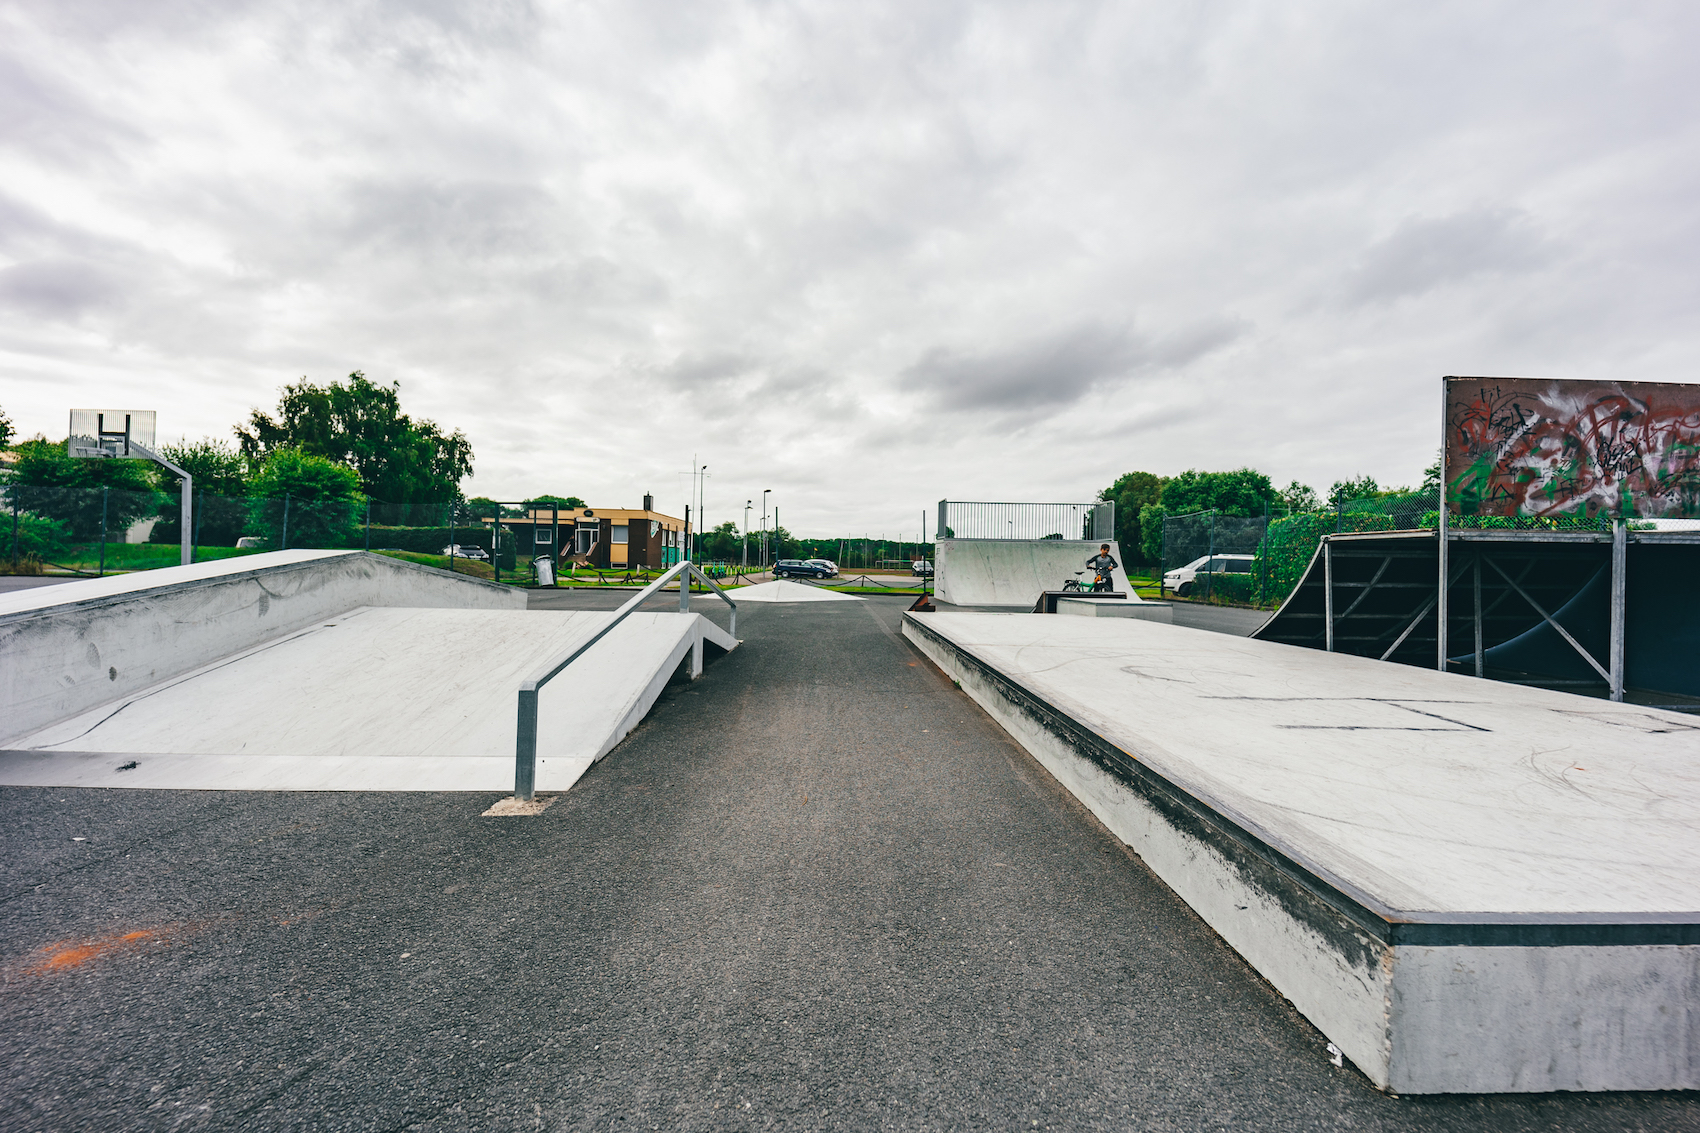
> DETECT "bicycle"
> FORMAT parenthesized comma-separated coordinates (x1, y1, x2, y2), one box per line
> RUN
(1060, 570, 1114, 593)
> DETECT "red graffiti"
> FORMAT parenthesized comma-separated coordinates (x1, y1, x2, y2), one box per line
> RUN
(1445, 378, 1700, 518)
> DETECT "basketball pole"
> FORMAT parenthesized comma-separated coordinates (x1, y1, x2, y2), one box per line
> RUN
(132, 442, 194, 567)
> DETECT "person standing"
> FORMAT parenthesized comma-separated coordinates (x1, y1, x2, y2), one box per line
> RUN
(1085, 544, 1118, 592)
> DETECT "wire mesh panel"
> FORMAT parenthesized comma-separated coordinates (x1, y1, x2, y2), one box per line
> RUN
(937, 500, 1113, 541)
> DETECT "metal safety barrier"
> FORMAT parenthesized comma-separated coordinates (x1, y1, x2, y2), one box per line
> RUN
(513, 558, 736, 800)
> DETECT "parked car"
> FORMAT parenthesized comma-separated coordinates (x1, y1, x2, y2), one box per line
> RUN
(805, 559, 839, 577)
(774, 559, 832, 579)
(911, 559, 934, 576)
(442, 544, 490, 561)
(1163, 553, 1254, 596)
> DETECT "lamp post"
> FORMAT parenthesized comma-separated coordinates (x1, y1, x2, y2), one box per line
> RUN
(743, 500, 751, 570)
(696, 464, 707, 560)
(761, 489, 772, 571)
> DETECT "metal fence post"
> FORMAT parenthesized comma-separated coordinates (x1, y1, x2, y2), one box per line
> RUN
(364, 499, 371, 551)
(193, 487, 203, 563)
(1609, 519, 1627, 701)
(280, 494, 291, 550)
(99, 488, 109, 577)
(10, 490, 18, 571)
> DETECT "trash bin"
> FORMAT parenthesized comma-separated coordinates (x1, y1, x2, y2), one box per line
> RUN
(533, 556, 555, 587)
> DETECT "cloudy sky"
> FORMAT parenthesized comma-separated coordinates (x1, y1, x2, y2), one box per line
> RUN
(3, 1, 1697, 537)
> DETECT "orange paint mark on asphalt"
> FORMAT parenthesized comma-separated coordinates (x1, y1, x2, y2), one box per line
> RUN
(32, 927, 171, 973)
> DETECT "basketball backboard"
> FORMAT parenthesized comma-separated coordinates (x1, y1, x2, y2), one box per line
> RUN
(69, 409, 156, 459)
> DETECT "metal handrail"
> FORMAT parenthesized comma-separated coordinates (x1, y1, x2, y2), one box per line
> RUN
(514, 559, 737, 800)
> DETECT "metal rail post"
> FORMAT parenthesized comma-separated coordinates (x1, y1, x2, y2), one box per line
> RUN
(1609, 519, 1627, 702)
(1473, 556, 1484, 677)
(1436, 378, 1449, 670)
(1323, 537, 1334, 652)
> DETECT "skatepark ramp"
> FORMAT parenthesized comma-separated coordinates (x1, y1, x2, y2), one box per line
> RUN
(1252, 529, 1700, 706)
(904, 609, 1700, 1094)
(0, 551, 736, 792)
(934, 540, 1137, 606)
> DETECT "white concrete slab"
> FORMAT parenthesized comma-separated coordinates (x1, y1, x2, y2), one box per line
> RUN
(910, 613, 1700, 915)
(1, 550, 525, 741)
(934, 539, 1137, 606)
(903, 612, 1700, 1093)
(1055, 597, 1172, 622)
(1, 607, 733, 793)
(728, 580, 862, 603)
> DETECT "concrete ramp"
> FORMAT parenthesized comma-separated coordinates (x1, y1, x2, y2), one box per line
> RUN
(0, 606, 735, 792)
(934, 539, 1136, 607)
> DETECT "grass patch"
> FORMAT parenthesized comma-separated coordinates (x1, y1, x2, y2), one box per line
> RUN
(372, 549, 499, 581)
(40, 544, 263, 575)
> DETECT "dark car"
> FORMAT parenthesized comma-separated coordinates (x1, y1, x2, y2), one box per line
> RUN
(773, 559, 832, 579)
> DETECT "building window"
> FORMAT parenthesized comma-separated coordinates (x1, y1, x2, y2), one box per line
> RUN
(611, 524, 629, 545)
(535, 527, 552, 545)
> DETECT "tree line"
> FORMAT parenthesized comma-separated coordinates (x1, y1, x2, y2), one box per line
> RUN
(1100, 459, 1440, 565)
(0, 376, 589, 553)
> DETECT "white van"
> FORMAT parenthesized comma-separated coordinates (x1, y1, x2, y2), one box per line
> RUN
(1164, 553, 1255, 597)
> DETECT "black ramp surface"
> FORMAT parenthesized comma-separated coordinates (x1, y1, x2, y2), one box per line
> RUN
(0, 593, 1694, 1131)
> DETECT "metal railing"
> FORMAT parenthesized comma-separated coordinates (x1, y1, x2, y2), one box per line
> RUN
(937, 499, 1114, 542)
(513, 558, 736, 800)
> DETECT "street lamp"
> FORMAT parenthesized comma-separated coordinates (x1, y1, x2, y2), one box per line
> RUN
(761, 489, 772, 570)
(696, 464, 707, 560)
(743, 500, 752, 571)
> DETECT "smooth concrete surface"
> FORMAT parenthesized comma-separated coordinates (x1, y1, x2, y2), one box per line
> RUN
(1056, 597, 1173, 622)
(727, 580, 862, 602)
(0, 550, 525, 742)
(0, 575, 76, 593)
(902, 611, 1700, 1093)
(4, 593, 1694, 1131)
(934, 539, 1136, 607)
(0, 606, 735, 792)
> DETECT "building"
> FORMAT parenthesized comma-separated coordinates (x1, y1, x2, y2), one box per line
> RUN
(506, 494, 686, 570)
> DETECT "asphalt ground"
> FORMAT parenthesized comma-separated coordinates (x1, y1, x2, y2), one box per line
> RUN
(1, 594, 1694, 1132)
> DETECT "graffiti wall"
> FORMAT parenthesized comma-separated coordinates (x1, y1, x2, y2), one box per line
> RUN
(1444, 377, 1700, 518)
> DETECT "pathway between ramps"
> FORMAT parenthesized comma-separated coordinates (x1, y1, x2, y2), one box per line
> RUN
(0, 595, 1686, 1131)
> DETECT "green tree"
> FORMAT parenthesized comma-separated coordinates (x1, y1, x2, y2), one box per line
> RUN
(1161, 468, 1278, 517)
(3, 436, 158, 537)
(0, 406, 13, 448)
(1138, 503, 1167, 564)
(1328, 474, 1380, 506)
(699, 520, 742, 561)
(246, 447, 364, 548)
(149, 438, 251, 547)
(527, 494, 585, 509)
(1419, 452, 1442, 495)
(1278, 480, 1320, 512)
(1098, 470, 1166, 563)
(237, 372, 474, 503)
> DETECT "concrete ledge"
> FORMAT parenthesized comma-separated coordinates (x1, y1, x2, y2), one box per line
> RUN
(1056, 597, 1173, 621)
(901, 611, 1700, 1094)
(0, 551, 525, 744)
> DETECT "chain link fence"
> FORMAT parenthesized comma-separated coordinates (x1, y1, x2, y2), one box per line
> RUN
(1158, 488, 1619, 608)
(2, 484, 528, 579)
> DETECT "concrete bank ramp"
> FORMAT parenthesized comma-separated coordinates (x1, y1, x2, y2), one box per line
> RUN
(730, 580, 862, 602)
(904, 611, 1700, 1094)
(934, 539, 1136, 606)
(0, 551, 735, 792)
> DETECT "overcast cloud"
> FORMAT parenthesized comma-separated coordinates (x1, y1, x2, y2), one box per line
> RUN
(2, 1, 1698, 537)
